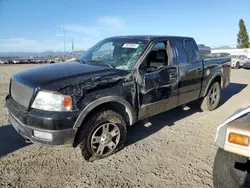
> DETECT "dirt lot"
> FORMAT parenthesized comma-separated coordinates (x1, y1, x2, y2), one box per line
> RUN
(0, 64, 249, 188)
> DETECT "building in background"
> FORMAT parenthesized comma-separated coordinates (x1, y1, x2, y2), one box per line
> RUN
(198, 44, 211, 56)
(211, 48, 250, 58)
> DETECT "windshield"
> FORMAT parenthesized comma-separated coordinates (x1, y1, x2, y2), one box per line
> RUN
(78, 38, 149, 70)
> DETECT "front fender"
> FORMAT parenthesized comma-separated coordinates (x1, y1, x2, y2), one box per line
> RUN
(73, 96, 137, 128)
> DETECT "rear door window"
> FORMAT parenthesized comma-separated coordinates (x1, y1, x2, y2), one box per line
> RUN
(174, 40, 188, 64)
(184, 40, 199, 63)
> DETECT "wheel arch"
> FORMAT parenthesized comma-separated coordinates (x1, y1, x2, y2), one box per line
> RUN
(203, 73, 223, 97)
(73, 96, 137, 129)
(72, 96, 137, 147)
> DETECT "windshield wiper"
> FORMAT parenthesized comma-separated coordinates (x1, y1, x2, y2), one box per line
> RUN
(104, 62, 116, 69)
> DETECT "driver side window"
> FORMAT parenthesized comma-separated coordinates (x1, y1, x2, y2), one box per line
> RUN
(146, 42, 168, 72)
(92, 42, 114, 61)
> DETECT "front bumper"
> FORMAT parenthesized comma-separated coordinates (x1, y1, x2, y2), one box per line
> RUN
(5, 95, 79, 146)
(9, 113, 77, 146)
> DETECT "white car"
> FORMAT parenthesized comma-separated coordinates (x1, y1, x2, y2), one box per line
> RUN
(214, 106, 250, 187)
(13, 60, 22, 64)
(230, 55, 250, 69)
(0, 60, 7, 64)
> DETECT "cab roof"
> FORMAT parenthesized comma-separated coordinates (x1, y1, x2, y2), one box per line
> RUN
(106, 35, 194, 41)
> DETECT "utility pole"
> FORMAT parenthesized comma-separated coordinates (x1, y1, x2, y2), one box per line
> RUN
(72, 39, 74, 58)
(63, 21, 66, 61)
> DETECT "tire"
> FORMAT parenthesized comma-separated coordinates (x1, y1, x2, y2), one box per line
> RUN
(78, 109, 127, 162)
(200, 81, 221, 111)
(236, 62, 240, 69)
(213, 148, 247, 188)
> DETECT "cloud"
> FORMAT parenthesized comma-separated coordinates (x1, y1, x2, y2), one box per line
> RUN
(0, 38, 72, 52)
(64, 24, 101, 38)
(97, 16, 125, 30)
(0, 38, 38, 52)
(55, 33, 64, 37)
(1, 38, 37, 43)
(64, 16, 126, 39)
(0, 17, 128, 52)
(44, 40, 53, 43)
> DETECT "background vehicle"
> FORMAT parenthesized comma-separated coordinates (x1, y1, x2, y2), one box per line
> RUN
(12, 60, 20, 64)
(0, 60, 7, 64)
(214, 106, 250, 188)
(205, 53, 231, 58)
(243, 59, 250, 69)
(7, 60, 14, 64)
(230, 55, 250, 69)
(198, 44, 211, 56)
(5, 35, 231, 161)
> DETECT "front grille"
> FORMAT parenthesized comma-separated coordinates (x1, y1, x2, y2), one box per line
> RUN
(11, 79, 33, 108)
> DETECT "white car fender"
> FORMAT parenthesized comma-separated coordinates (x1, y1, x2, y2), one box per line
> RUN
(215, 106, 250, 148)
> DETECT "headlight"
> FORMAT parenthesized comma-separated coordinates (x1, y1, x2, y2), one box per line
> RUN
(32, 91, 72, 111)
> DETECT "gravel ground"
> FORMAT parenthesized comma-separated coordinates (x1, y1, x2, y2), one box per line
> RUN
(0, 64, 249, 188)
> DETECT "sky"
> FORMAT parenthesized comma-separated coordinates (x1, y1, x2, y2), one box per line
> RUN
(0, 0, 249, 52)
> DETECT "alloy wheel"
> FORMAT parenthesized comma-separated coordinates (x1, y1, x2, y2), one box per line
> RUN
(209, 85, 218, 107)
(90, 123, 120, 156)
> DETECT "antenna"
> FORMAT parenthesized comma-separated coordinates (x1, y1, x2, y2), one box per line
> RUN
(72, 39, 74, 58)
(63, 21, 66, 60)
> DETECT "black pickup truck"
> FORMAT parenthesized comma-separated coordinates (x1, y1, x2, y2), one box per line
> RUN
(5, 35, 231, 161)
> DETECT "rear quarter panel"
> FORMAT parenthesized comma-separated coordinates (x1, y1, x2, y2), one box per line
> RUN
(200, 57, 231, 97)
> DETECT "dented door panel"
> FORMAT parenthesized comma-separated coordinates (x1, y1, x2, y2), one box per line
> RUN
(138, 72, 158, 105)
(137, 39, 178, 120)
(137, 66, 178, 120)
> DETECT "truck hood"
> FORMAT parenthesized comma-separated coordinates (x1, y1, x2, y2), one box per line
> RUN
(12, 62, 128, 90)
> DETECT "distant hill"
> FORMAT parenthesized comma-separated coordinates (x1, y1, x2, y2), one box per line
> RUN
(0, 50, 85, 57)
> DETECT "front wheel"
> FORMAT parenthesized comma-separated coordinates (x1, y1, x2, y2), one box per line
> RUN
(213, 148, 248, 188)
(78, 109, 127, 162)
(200, 81, 221, 111)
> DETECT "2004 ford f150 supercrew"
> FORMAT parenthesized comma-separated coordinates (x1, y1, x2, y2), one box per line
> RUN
(5, 35, 231, 161)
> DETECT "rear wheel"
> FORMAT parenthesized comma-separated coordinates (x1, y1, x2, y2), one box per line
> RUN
(213, 148, 247, 188)
(78, 109, 127, 162)
(200, 81, 221, 111)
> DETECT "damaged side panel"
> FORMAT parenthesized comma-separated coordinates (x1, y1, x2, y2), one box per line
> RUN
(136, 67, 178, 120)
(137, 72, 158, 105)
(56, 71, 137, 126)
